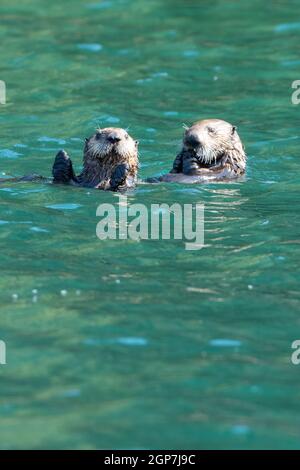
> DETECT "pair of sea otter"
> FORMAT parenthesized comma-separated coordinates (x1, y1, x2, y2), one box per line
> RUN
(3, 119, 247, 190)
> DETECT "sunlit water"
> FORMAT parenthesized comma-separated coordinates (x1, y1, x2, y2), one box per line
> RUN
(0, 0, 300, 450)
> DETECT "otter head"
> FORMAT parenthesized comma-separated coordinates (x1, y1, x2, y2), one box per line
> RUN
(85, 127, 138, 163)
(182, 119, 246, 170)
(82, 127, 139, 187)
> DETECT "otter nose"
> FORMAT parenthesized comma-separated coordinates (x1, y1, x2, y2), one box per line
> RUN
(186, 134, 200, 149)
(108, 134, 122, 144)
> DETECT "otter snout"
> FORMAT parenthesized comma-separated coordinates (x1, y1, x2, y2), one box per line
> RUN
(184, 133, 204, 159)
(185, 133, 201, 149)
(107, 132, 122, 144)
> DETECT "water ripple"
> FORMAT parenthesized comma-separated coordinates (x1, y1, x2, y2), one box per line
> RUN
(209, 339, 242, 348)
(77, 43, 103, 52)
(46, 203, 82, 210)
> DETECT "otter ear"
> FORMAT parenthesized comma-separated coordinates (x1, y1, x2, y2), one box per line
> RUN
(232, 126, 237, 134)
(85, 138, 89, 143)
(135, 140, 139, 147)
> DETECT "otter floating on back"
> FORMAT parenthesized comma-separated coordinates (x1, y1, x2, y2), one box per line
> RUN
(52, 127, 139, 191)
(0, 127, 139, 192)
(151, 119, 246, 183)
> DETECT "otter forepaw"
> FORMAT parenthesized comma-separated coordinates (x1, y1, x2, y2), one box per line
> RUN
(110, 163, 130, 191)
(170, 152, 183, 173)
(52, 150, 77, 184)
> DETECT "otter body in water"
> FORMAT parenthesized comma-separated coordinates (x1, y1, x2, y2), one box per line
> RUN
(0, 127, 139, 192)
(53, 127, 139, 191)
(152, 119, 246, 183)
(1, 120, 245, 189)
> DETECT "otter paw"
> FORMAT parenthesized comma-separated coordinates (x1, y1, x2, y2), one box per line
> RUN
(52, 150, 76, 184)
(110, 163, 130, 191)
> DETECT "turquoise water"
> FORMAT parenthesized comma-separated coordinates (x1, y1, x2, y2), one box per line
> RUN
(1, 0, 300, 450)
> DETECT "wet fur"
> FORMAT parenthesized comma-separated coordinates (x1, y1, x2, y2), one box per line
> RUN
(53, 128, 139, 191)
(157, 119, 246, 183)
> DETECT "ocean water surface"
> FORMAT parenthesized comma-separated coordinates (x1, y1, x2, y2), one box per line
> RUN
(0, 0, 300, 449)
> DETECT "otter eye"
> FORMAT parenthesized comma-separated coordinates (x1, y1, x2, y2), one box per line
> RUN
(207, 126, 215, 134)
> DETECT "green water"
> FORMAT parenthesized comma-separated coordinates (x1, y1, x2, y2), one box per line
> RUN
(0, 0, 300, 450)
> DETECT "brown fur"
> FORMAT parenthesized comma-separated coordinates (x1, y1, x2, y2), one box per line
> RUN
(183, 119, 246, 171)
(156, 119, 246, 183)
(77, 127, 139, 189)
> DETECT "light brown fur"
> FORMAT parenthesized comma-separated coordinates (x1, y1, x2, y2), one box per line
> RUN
(77, 127, 139, 189)
(154, 119, 246, 184)
(181, 119, 246, 172)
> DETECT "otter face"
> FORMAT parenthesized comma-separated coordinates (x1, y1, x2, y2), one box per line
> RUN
(85, 127, 138, 161)
(183, 119, 239, 164)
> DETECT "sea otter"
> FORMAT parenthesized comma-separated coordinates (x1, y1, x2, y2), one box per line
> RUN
(150, 119, 246, 183)
(52, 127, 139, 191)
(0, 127, 139, 192)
